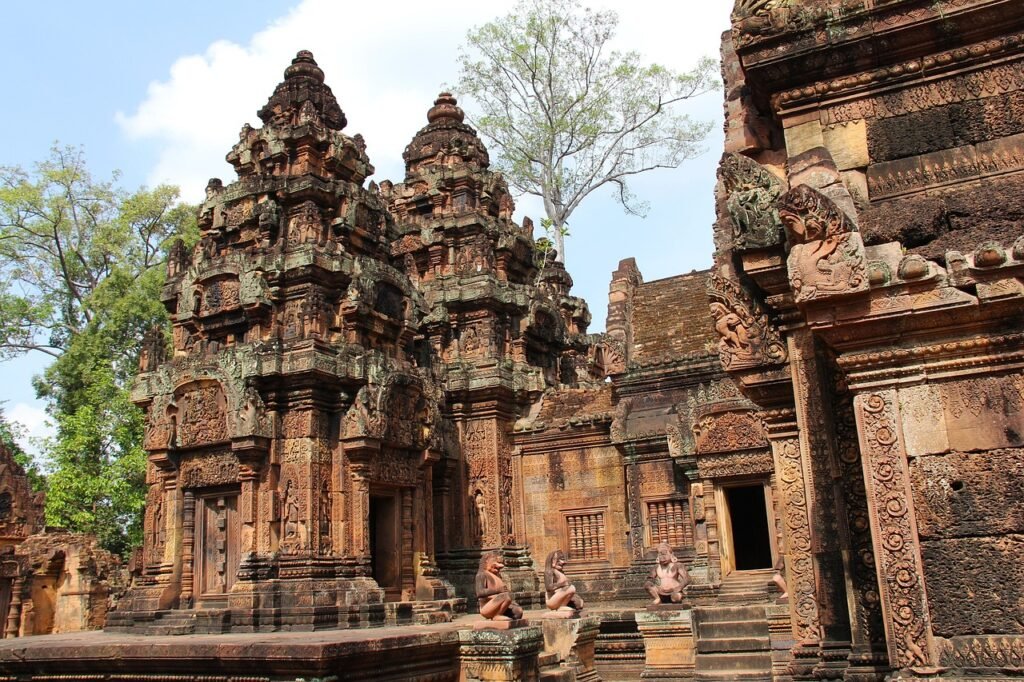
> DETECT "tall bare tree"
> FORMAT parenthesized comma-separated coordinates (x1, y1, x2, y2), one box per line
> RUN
(456, 0, 717, 261)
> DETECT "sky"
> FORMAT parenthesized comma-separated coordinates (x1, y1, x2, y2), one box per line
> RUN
(0, 0, 734, 454)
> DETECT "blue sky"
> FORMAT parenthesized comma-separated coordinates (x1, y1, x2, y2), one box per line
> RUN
(1, 0, 732, 450)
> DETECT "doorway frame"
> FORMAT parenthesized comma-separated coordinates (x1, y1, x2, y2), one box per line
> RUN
(192, 485, 242, 607)
(714, 478, 778, 577)
(369, 487, 403, 602)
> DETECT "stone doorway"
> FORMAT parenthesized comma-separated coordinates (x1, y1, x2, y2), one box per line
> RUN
(0, 578, 10, 637)
(718, 482, 774, 574)
(369, 492, 401, 601)
(193, 491, 241, 604)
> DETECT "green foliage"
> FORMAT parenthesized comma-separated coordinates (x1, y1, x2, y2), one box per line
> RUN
(457, 0, 717, 261)
(0, 145, 197, 555)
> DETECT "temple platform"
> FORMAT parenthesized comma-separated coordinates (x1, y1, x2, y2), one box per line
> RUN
(0, 619, 466, 681)
(0, 608, 607, 681)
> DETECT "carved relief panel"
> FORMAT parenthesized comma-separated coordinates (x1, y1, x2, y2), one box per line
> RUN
(174, 382, 228, 449)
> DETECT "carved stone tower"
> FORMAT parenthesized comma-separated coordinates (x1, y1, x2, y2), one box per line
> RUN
(112, 52, 457, 632)
(387, 93, 593, 598)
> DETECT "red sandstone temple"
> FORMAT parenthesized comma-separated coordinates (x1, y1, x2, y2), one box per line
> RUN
(2, 0, 1024, 679)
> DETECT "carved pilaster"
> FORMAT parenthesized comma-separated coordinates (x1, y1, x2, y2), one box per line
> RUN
(180, 490, 196, 608)
(624, 461, 645, 561)
(761, 410, 820, 645)
(788, 330, 852, 680)
(854, 391, 934, 670)
(830, 370, 891, 680)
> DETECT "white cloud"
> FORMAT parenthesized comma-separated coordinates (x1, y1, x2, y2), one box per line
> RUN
(7, 402, 53, 459)
(116, 0, 734, 328)
(116, 0, 732, 203)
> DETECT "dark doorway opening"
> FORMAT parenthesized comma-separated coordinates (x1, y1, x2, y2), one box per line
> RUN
(369, 494, 400, 600)
(725, 485, 773, 570)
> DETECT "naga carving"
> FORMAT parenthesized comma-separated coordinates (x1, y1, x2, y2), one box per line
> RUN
(719, 152, 784, 249)
(779, 185, 868, 303)
(708, 273, 787, 371)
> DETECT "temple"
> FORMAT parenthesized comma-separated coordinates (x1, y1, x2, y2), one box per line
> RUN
(2, 0, 1024, 679)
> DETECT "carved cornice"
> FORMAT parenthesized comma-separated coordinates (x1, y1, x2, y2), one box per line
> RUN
(735, 0, 1024, 113)
(511, 421, 612, 455)
(776, 30, 1024, 111)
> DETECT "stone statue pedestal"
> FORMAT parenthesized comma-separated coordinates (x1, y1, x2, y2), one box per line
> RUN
(459, 625, 543, 681)
(635, 606, 695, 680)
(542, 607, 584, 619)
(541, 614, 601, 682)
(473, 617, 530, 631)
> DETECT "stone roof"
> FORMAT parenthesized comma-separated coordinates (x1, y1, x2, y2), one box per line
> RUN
(630, 270, 716, 363)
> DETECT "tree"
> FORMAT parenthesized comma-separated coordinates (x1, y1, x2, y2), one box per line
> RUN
(0, 145, 197, 554)
(456, 0, 717, 261)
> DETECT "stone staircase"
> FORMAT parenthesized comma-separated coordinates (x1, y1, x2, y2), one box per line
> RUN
(717, 568, 776, 603)
(693, 570, 776, 681)
(539, 651, 574, 681)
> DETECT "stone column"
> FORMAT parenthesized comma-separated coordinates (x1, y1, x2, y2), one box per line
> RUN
(702, 478, 721, 584)
(343, 436, 379, 571)
(624, 459, 646, 561)
(4, 575, 24, 638)
(787, 332, 852, 657)
(760, 407, 819, 676)
(350, 461, 371, 564)
(853, 391, 935, 670)
(458, 625, 543, 681)
(180, 490, 196, 608)
(635, 607, 696, 680)
(237, 462, 259, 554)
(829, 376, 890, 679)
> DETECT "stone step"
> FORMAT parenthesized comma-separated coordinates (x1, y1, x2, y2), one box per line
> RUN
(538, 652, 560, 668)
(694, 605, 765, 622)
(695, 651, 773, 673)
(697, 636, 771, 653)
(697, 618, 768, 639)
(696, 667, 770, 679)
(539, 667, 574, 682)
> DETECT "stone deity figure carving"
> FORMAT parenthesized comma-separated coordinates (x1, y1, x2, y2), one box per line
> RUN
(645, 542, 691, 605)
(475, 552, 523, 621)
(711, 301, 752, 352)
(282, 479, 303, 549)
(236, 387, 262, 436)
(544, 550, 584, 612)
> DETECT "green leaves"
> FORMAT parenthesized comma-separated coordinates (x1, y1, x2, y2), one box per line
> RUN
(0, 145, 196, 555)
(456, 0, 718, 261)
